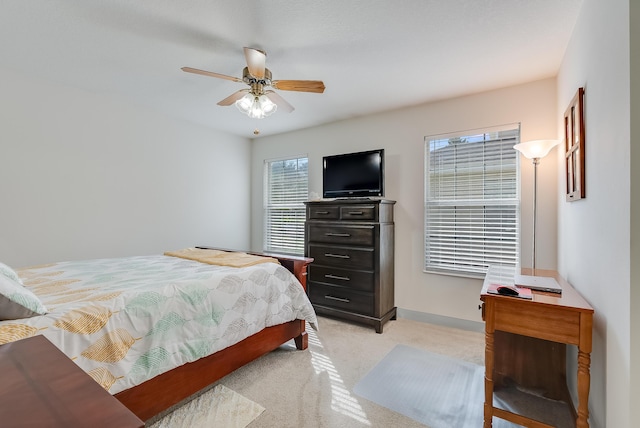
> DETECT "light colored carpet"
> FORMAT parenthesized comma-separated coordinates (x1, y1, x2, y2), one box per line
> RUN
(148, 384, 264, 428)
(221, 316, 488, 427)
(353, 344, 518, 428)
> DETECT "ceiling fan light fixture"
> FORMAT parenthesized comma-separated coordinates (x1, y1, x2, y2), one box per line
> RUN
(258, 94, 277, 116)
(248, 101, 264, 119)
(235, 93, 254, 115)
(235, 93, 277, 119)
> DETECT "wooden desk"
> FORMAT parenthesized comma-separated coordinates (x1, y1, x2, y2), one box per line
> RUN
(0, 335, 144, 428)
(480, 267, 593, 428)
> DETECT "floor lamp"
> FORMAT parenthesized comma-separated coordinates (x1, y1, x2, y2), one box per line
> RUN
(513, 139, 559, 271)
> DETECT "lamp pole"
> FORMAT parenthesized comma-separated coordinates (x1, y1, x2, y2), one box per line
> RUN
(532, 157, 540, 272)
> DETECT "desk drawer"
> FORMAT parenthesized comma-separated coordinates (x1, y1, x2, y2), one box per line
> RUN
(309, 283, 374, 316)
(492, 299, 581, 345)
(308, 265, 374, 292)
(307, 224, 375, 246)
(308, 244, 375, 270)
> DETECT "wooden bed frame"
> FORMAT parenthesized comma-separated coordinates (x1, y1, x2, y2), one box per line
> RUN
(114, 248, 313, 422)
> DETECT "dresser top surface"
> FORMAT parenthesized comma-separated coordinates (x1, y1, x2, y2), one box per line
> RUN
(305, 198, 396, 205)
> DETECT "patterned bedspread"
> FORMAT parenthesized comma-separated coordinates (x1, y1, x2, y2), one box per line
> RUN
(0, 255, 317, 394)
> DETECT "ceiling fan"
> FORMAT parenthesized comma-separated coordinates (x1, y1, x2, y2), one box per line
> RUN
(182, 47, 325, 118)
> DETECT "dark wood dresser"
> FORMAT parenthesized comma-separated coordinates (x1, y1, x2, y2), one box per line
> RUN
(304, 199, 396, 333)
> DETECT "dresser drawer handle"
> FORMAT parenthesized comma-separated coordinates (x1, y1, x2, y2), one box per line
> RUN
(325, 295, 350, 303)
(324, 253, 350, 259)
(315, 211, 330, 215)
(325, 232, 351, 237)
(325, 274, 350, 281)
(346, 211, 364, 215)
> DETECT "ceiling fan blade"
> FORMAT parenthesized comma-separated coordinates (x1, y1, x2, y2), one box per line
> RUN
(181, 67, 242, 83)
(271, 80, 325, 93)
(243, 47, 266, 79)
(265, 90, 295, 113)
(217, 89, 250, 106)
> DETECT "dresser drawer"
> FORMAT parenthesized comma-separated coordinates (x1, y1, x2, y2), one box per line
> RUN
(307, 224, 375, 246)
(340, 205, 376, 220)
(308, 265, 374, 292)
(308, 244, 375, 270)
(309, 283, 374, 316)
(308, 205, 340, 220)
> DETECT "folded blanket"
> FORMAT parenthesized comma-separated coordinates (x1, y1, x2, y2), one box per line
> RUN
(164, 248, 279, 268)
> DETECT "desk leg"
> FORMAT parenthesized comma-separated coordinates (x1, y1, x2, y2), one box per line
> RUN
(576, 349, 591, 428)
(484, 329, 494, 428)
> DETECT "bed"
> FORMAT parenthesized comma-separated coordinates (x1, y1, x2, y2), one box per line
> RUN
(0, 247, 316, 422)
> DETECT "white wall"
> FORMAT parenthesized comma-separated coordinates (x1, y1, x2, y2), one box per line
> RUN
(251, 78, 558, 324)
(630, 1, 640, 424)
(0, 69, 252, 268)
(557, 0, 631, 426)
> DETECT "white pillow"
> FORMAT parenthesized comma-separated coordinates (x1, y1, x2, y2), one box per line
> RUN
(0, 274, 47, 320)
(0, 262, 23, 285)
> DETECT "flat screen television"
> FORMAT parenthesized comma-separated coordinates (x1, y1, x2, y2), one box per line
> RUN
(322, 149, 384, 198)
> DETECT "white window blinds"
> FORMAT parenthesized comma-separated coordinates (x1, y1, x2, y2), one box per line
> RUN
(264, 156, 308, 256)
(424, 125, 520, 277)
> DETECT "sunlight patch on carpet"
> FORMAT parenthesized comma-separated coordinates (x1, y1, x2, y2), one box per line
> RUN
(308, 327, 371, 426)
(353, 344, 518, 428)
(149, 384, 264, 428)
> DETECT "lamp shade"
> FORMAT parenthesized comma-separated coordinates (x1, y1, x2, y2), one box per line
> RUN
(235, 93, 255, 115)
(257, 94, 277, 116)
(513, 139, 560, 160)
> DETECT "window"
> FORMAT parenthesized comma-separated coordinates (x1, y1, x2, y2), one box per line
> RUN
(264, 156, 308, 256)
(424, 124, 520, 277)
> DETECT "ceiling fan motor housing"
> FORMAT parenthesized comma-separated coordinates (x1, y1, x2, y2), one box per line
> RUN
(242, 67, 272, 87)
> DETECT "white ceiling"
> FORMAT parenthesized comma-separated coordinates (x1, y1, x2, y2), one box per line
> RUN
(0, 1, 582, 139)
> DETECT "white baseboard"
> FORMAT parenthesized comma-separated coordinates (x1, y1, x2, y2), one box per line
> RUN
(397, 308, 484, 333)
